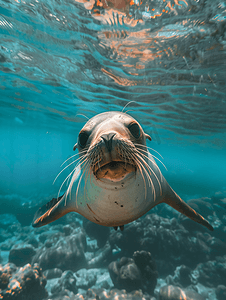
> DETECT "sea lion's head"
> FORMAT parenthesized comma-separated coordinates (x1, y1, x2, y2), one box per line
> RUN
(74, 111, 151, 182)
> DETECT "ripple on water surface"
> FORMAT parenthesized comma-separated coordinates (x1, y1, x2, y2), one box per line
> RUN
(0, 0, 226, 136)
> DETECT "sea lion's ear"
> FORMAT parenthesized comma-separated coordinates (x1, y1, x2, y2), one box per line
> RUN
(145, 134, 152, 141)
(73, 143, 77, 151)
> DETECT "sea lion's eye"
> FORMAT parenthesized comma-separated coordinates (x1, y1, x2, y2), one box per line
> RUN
(128, 123, 140, 139)
(78, 131, 89, 147)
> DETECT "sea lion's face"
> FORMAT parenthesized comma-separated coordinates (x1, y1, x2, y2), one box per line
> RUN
(77, 112, 148, 182)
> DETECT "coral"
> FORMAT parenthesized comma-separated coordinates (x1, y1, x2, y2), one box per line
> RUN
(85, 288, 155, 300)
(133, 251, 158, 295)
(32, 229, 87, 272)
(49, 288, 156, 300)
(191, 255, 226, 287)
(0, 263, 47, 299)
(216, 285, 226, 300)
(109, 257, 142, 292)
(159, 285, 205, 300)
(108, 251, 157, 294)
(9, 244, 36, 267)
(43, 268, 63, 279)
(87, 242, 113, 268)
(109, 214, 220, 275)
(166, 265, 192, 288)
(75, 268, 97, 289)
(51, 270, 77, 295)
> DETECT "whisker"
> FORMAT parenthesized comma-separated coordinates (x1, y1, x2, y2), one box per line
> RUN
(84, 163, 90, 200)
(60, 153, 80, 168)
(89, 161, 93, 187)
(119, 143, 148, 199)
(66, 162, 84, 201)
(140, 159, 156, 200)
(117, 140, 161, 198)
(62, 155, 88, 203)
(136, 151, 156, 185)
(134, 143, 164, 159)
(124, 109, 134, 114)
(148, 154, 167, 171)
(54, 155, 84, 185)
(134, 156, 147, 199)
(135, 148, 164, 183)
(98, 154, 101, 169)
(67, 156, 89, 205)
(76, 160, 89, 209)
(135, 146, 167, 171)
(65, 155, 86, 187)
(123, 147, 127, 168)
(60, 149, 87, 167)
(75, 113, 90, 121)
(119, 141, 135, 165)
(121, 100, 137, 112)
(127, 148, 155, 198)
(136, 155, 153, 187)
(135, 151, 162, 197)
(57, 166, 77, 202)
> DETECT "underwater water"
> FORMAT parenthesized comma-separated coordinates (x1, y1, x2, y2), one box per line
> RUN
(0, 0, 226, 299)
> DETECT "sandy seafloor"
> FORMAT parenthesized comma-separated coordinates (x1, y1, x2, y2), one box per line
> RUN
(0, 189, 226, 300)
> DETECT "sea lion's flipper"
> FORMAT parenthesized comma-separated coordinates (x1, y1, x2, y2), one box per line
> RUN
(120, 225, 124, 231)
(113, 225, 124, 231)
(32, 194, 74, 228)
(163, 185, 214, 231)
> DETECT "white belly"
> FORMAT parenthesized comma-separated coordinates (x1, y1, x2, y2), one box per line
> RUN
(68, 161, 163, 226)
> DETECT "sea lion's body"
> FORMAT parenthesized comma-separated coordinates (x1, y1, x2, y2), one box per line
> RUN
(60, 151, 162, 227)
(32, 111, 213, 231)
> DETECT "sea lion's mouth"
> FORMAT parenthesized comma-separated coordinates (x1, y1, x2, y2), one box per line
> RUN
(93, 161, 136, 181)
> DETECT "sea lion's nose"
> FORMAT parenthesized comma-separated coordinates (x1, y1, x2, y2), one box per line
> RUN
(101, 132, 116, 152)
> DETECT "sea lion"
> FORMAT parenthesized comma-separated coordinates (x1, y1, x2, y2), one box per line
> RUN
(32, 111, 213, 231)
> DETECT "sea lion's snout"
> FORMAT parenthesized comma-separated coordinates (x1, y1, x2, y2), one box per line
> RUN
(101, 132, 116, 152)
(91, 131, 136, 181)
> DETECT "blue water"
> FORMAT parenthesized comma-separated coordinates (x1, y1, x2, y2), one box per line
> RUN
(0, 0, 226, 298)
